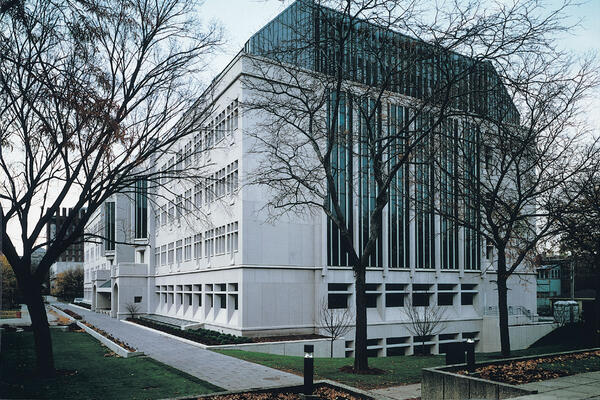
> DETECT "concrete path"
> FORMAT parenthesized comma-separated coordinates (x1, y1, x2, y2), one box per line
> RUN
(55, 304, 302, 391)
(370, 383, 421, 400)
(514, 370, 600, 399)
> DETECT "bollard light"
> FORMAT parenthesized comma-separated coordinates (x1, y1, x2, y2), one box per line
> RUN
(466, 338, 475, 372)
(303, 344, 314, 395)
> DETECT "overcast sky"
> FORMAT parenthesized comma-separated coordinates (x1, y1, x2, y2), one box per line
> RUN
(4, 0, 600, 252)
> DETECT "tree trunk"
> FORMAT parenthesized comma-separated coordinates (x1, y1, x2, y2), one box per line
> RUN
(497, 251, 511, 357)
(354, 267, 369, 371)
(595, 258, 600, 347)
(23, 280, 55, 376)
(330, 338, 334, 358)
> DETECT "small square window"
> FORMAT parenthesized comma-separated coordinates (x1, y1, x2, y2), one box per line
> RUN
(134, 296, 142, 303)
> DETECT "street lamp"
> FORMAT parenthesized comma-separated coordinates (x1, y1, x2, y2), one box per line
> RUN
(303, 344, 314, 395)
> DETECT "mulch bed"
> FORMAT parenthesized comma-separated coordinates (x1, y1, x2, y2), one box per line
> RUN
(456, 350, 600, 385)
(82, 322, 137, 352)
(199, 386, 371, 400)
(54, 306, 82, 320)
(128, 317, 327, 346)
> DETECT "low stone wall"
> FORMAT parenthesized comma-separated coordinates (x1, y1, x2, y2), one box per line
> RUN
(421, 368, 534, 400)
(480, 317, 557, 353)
(211, 338, 345, 358)
(422, 347, 600, 400)
(122, 318, 343, 357)
(75, 321, 144, 358)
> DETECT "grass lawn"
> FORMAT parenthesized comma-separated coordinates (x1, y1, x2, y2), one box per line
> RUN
(215, 338, 595, 390)
(540, 352, 600, 375)
(214, 350, 444, 389)
(1, 329, 222, 399)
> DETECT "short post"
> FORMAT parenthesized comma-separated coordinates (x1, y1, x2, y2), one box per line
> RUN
(466, 338, 475, 372)
(303, 344, 314, 395)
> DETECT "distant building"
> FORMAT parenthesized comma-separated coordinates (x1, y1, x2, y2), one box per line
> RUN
(536, 263, 565, 315)
(47, 207, 85, 286)
(536, 255, 597, 321)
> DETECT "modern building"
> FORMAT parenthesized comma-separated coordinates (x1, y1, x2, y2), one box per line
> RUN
(83, 0, 547, 356)
(536, 255, 596, 322)
(47, 207, 85, 288)
(537, 262, 567, 316)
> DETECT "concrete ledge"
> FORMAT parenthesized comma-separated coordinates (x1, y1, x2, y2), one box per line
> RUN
(422, 347, 600, 400)
(76, 321, 144, 358)
(210, 338, 344, 357)
(121, 319, 210, 349)
(422, 367, 533, 400)
(123, 319, 343, 357)
(69, 303, 92, 312)
(51, 306, 144, 358)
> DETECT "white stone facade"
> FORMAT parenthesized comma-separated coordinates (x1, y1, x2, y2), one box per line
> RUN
(82, 51, 541, 356)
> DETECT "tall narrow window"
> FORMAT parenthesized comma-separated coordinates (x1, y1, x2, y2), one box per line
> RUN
(194, 233, 202, 259)
(135, 179, 148, 238)
(227, 222, 239, 253)
(168, 242, 174, 264)
(104, 202, 115, 251)
(176, 240, 183, 263)
(205, 229, 214, 258)
(194, 183, 203, 209)
(160, 245, 167, 265)
(184, 237, 192, 261)
(185, 189, 192, 214)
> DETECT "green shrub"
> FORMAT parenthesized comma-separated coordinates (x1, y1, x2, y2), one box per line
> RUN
(130, 318, 252, 345)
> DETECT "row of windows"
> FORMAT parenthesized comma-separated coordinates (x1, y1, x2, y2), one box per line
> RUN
(155, 283, 239, 311)
(155, 161, 239, 228)
(538, 268, 561, 279)
(327, 97, 482, 270)
(154, 222, 239, 267)
(159, 99, 239, 183)
(246, 1, 519, 124)
(327, 282, 478, 309)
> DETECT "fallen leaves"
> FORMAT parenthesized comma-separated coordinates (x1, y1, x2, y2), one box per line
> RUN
(201, 386, 369, 400)
(456, 350, 600, 385)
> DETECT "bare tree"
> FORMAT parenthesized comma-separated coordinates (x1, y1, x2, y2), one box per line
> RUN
(125, 302, 141, 319)
(318, 297, 353, 358)
(0, 0, 222, 375)
(552, 164, 600, 345)
(243, 0, 589, 369)
(403, 296, 445, 356)
(428, 45, 599, 356)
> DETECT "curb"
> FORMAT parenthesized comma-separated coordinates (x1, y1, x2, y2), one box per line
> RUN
(51, 305, 144, 358)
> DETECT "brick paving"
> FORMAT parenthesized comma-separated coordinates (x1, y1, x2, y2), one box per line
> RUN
(55, 304, 302, 391)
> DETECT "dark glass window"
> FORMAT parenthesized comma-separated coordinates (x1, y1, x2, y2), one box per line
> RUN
(366, 293, 379, 308)
(386, 293, 404, 307)
(135, 179, 148, 239)
(461, 293, 475, 305)
(328, 293, 348, 309)
(412, 293, 430, 307)
(438, 293, 454, 306)
(104, 202, 115, 251)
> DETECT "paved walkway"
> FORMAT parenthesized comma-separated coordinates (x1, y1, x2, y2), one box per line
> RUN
(370, 383, 420, 400)
(513, 370, 600, 399)
(55, 304, 302, 391)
